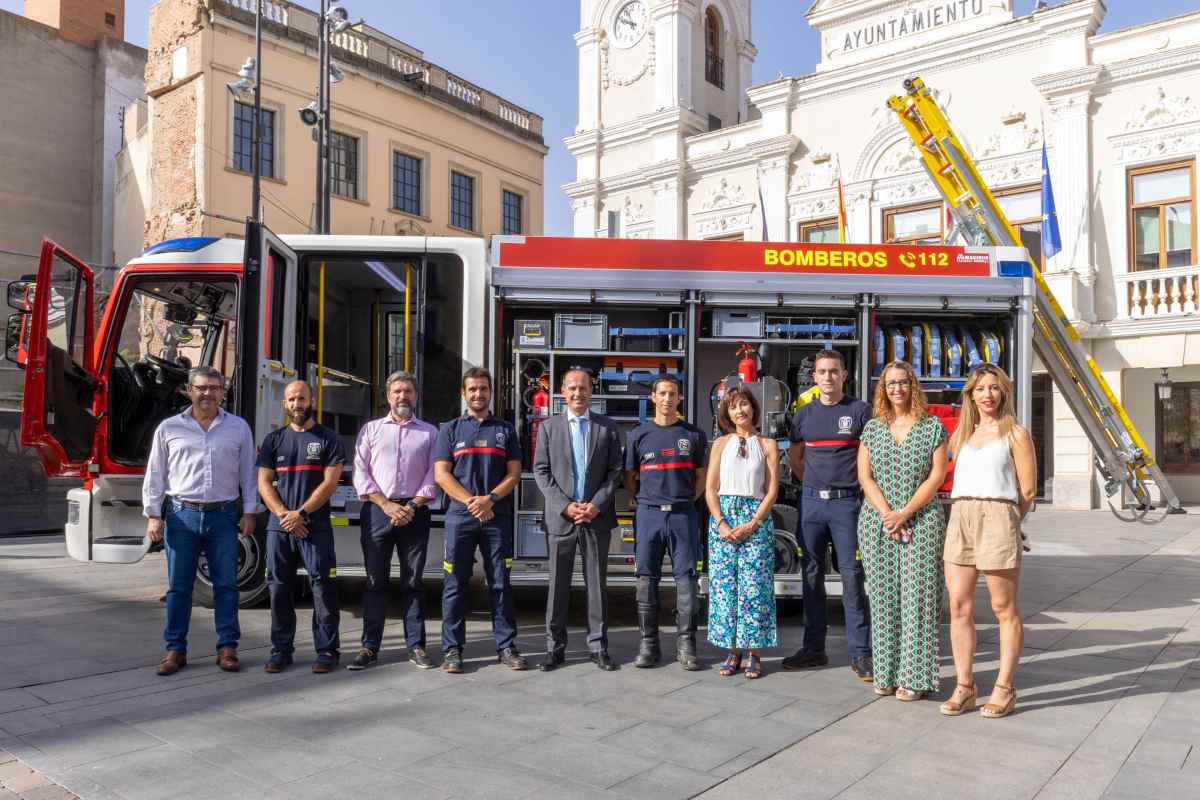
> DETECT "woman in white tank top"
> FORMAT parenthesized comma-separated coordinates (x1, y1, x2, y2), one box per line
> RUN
(941, 364, 1037, 720)
(703, 387, 780, 680)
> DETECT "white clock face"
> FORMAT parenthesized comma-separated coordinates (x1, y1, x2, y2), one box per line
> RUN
(611, 0, 648, 48)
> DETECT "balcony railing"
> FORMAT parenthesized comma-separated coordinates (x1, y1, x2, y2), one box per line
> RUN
(1116, 264, 1200, 319)
(705, 51, 724, 89)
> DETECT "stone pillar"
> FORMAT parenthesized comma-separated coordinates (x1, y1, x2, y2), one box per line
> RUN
(652, 178, 681, 238)
(652, 0, 697, 112)
(575, 27, 601, 132)
(571, 196, 596, 238)
(757, 157, 788, 242)
(736, 40, 757, 124)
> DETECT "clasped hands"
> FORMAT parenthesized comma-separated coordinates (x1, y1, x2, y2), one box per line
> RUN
(880, 508, 913, 542)
(564, 501, 600, 526)
(465, 495, 496, 522)
(717, 520, 755, 543)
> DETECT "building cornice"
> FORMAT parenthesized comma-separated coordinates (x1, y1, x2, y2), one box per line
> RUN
(1101, 45, 1200, 86)
(1032, 65, 1104, 99)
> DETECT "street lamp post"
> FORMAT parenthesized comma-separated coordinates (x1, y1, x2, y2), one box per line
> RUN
(251, 0, 263, 223)
(309, 0, 349, 234)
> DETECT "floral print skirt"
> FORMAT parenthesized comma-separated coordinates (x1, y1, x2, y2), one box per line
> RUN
(707, 495, 777, 650)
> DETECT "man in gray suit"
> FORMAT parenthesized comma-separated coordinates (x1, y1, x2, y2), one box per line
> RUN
(533, 368, 623, 671)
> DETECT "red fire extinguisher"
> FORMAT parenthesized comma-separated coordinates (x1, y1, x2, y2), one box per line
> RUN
(736, 341, 758, 383)
(527, 375, 550, 463)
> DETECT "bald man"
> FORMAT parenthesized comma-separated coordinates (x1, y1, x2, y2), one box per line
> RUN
(257, 380, 347, 673)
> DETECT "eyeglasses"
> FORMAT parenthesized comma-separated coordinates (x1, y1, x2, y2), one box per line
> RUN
(190, 384, 223, 394)
(884, 379, 912, 389)
(737, 436, 747, 458)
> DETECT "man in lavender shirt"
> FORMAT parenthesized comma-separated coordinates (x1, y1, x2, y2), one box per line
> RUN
(349, 370, 439, 670)
(143, 366, 257, 676)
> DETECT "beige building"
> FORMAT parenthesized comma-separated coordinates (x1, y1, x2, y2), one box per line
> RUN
(116, 0, 547, 265)
(568, 0, 1200, 509)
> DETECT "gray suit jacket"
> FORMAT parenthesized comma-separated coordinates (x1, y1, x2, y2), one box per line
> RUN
(532, 412, 623, 536)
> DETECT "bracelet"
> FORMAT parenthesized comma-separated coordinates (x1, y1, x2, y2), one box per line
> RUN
(716, 518, 729, 528)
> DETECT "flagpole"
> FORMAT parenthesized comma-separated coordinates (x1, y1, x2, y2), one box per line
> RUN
(835, 155, 848, 244)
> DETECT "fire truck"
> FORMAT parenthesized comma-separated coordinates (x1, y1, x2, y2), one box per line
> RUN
(9, 77, 1179, 607)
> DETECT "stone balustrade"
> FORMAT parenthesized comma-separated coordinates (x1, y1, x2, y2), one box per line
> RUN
(213, 0, 542, 139)
(1116, 264, 1200, 319)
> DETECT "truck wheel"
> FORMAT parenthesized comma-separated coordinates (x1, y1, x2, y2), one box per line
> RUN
(193, 528, 270, 609)
(772, 529, 800, 575)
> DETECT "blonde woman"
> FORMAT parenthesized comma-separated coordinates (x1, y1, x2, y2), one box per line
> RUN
(704, 387, 780, 680)
(940, 364, 1036, 719)
(857, 361, 948, 701)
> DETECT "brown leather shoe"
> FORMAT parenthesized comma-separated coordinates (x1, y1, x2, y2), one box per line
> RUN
(157, 651, 187, 676)
(217, 647, 240, 672)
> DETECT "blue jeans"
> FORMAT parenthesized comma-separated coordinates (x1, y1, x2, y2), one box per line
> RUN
(798, 488, 871, 658)
(163, 500, 241, 653)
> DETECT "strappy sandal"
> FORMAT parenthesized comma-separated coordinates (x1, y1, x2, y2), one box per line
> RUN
(980, 684, 1017, 719)
(744, 654, 763, 680)
(939, 682, 977, 716)
(873, 685, 896, 696)
(718, 651, 743, 677)
(895, 687, 926, 702)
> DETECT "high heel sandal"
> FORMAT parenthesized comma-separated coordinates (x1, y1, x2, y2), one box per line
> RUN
(744, 654, 763, 680)
(718, 652, 743, 677)
(873, 685, 895, 697)
(895, 687, 926, 702)
(939, 682, 977, 716)
(980, 684, 1017, 719)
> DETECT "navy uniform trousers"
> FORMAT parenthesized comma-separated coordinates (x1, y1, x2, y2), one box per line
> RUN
(441, 511, 518, 652)
(266, 525, 339, 654)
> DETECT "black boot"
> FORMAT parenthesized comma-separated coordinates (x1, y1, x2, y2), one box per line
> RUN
(675, 575, 702, 671)
(635, 577, 661, 668)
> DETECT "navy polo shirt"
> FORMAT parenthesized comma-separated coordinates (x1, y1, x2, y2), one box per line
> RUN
(256, 423, 346, 531)
(432, 414, 521, 515)
(624, 420, 708, 506)
(788, 396, 871, 490)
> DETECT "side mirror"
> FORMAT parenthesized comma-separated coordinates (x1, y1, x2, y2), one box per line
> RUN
(5, 312, 28, 367)
(7, 280, 32, 310)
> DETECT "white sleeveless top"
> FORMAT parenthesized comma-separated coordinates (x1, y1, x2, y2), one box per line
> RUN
(951, 437, 1018, 502)
(718, 434, 766, 499)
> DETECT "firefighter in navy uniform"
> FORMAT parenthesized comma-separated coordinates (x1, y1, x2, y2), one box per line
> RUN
(623, 376, 708, 671)
(433, 367, 527, 673)
(256, 380, 347, 674)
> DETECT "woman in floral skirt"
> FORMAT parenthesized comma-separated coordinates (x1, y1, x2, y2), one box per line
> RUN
(704, 387, 780, 679)
(857, 360, 948, 700)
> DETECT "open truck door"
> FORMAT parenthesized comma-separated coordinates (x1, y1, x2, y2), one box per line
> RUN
(19, 240, 100, 478)
(240, 222, 299, 442)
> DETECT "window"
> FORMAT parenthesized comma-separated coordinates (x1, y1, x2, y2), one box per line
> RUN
(329, 130, 359, 199)
(105, 12, 116, 27)
(704, 8, 724, 89)
(884, 202, 942, 245)
(450, 171, 475, 231)
(502, 190, 523, 235)
(800, 218, 839, 244)
(995, 186, 1042, 265)
(232, 102, 275, 179)
(1157, 381, 1200, 473)
(1129, 161, 1196, 270)
(392, 151, 422, 215)
(707, 114, 722, 132)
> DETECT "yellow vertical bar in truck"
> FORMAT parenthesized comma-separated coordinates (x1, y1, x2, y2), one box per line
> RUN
(317, 261, 326, 423)
(404, 262, 412, 372)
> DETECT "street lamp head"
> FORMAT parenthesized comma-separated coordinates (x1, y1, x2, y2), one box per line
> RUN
(237, 56, 257, 81)
(1156, 368, 1174, 403)
(299, 101, 321, 126)
(328, 61, 345, 84)
(326, 2, 350, 33)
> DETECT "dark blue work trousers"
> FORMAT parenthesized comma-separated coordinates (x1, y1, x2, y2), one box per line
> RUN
(440, 512, 518, 652)
(266, 525, 340, 655)
(360, 503, 431, 651)
(798, 488, 871, 658)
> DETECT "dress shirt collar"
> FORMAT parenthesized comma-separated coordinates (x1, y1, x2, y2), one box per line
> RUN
(183, 406, 226, 429)
(383, 412, 417, 426)
(566, 408, 590, 423)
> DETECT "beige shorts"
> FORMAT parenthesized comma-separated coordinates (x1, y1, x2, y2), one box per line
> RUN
(944, 498, 1022, 571)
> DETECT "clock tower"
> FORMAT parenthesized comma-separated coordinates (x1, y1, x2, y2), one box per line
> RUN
(567, 0, 756, 237)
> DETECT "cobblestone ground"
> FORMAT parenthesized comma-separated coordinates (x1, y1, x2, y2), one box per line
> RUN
(0, 507, 1197, 799)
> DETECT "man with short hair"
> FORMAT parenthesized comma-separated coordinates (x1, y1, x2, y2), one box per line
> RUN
(143, 366, 257, 676)
(257, 380, 346, 674)
(533, 368, 623, 671)
(349, 371, 439, 670)
(434, 367, 527, 673)
(783, 349, 874, 681)
(623, 376, 708, 671)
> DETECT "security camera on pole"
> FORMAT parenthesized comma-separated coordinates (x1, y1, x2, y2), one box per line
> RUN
(299, 0, 350, 234)
(226, 1, 264, 223)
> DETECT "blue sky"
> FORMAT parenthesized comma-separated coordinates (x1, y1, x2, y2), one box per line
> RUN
(3, 0, 1196, 234)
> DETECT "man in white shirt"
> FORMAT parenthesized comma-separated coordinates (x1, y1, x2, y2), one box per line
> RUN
(143, 366, 258, 676)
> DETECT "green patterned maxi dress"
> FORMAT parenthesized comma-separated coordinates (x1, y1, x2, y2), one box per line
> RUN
(857, 414, 947, 692)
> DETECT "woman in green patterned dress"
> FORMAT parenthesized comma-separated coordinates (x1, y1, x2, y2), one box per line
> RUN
(857, 360, 948, 700)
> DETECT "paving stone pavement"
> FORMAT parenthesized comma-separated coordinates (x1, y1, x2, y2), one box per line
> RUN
(0, 507, 1197, 799)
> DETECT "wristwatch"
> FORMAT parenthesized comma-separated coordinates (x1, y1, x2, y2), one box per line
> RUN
(487, 492, 499, 504)
(298, 509, 311, 524)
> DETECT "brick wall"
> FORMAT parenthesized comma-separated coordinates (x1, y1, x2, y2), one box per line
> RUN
(23, 0, 123, 48)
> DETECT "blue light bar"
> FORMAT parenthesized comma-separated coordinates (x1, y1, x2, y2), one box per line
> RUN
(142, 237, 220, 256)
(998, 260, 1033, 277)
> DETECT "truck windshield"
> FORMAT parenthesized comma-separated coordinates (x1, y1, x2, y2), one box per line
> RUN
(106, 277, 237, 464)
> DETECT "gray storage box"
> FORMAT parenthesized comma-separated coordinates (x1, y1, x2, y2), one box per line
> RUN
(712, 309, 765, 338)
(516, 514, 549, 558)
(554, 313, 608, 350)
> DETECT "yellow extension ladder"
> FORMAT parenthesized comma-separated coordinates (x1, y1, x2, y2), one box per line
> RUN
(887, 77, 1182, 512)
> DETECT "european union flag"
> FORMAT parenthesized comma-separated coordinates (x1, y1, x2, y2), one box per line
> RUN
(1041, 141, 1062, 261)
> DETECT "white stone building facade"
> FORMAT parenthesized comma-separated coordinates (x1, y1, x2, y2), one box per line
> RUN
(566, 0, 1200, 509)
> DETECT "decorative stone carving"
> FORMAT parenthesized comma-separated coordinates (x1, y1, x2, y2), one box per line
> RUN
(600, 28, 656, 89)
(789, 194, 836, 221)
(979, 154, 1042, 187)
(1111, 126, 1200, 165)
(699, 177, 747, 211)
(978, 120, 1042, 157)
(876, 141, 922, 176)
(1123, 86, 1198, 131)
(622, 196, 648, 224)
(695, 206, 756, 238)
(874, 178, 937, 206)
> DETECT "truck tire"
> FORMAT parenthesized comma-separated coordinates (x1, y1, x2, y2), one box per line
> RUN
(193, 527, 270, 609)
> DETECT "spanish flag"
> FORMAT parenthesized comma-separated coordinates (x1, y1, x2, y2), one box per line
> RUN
(836, 177, 848, 244)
